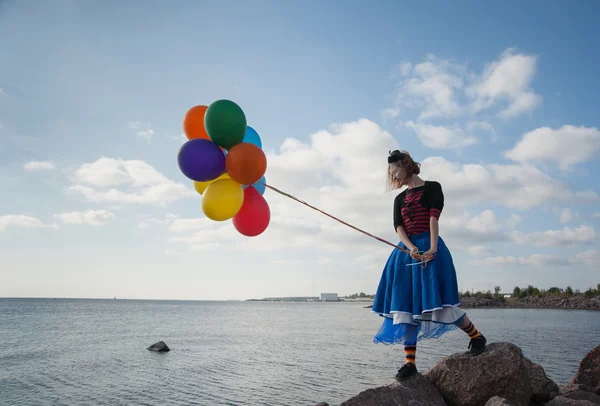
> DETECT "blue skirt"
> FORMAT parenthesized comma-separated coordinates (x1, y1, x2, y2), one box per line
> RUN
(372, 231, 466, 345)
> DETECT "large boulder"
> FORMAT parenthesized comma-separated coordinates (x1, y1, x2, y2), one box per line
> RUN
(338, 373, 447, 406)
(425, 342, 532, 406)
(485, 396, 517, 405)
(562, 391, 600, 404)
(526, 358, 559, 402)
(569, 345, 600, 394)
(545, 396, 597, 405)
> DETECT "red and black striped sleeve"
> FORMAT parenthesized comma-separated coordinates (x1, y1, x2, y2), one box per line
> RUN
(393, 192, 405, 231)
(428, 181, 444, 220)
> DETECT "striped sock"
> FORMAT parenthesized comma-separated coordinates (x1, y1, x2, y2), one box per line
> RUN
(461, 321, 482, 339)
(404, 344, 416, 367)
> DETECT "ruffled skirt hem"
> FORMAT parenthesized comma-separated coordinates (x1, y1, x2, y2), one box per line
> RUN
(372, 304, 466, 345)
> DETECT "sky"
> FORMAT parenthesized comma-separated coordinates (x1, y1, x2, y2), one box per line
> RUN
(1, 0, 599, 300)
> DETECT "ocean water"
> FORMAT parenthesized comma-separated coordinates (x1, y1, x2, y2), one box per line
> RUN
(1, 299, 599, 406)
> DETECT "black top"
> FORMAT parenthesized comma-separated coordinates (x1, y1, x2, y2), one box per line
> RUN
(393, 181, 444, 232)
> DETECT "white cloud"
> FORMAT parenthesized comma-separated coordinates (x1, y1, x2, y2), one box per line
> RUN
(317, 258, 332, 265)
(65, 157, 193, 206)
(505, 125, 600, 170)
(507, 214, 522, 229)
(510, 224, 596, 246)
(24, 161, 55, 171)
(466, 246, 494, 256)
(169, 218, 214, 233)
(467, 121, 495, 134)
(54, 210, 115, 226)
(166, 133, 187, 142)
(470, 250, 596, 268)
(128, 121, 142, 129)
(574, 250, 597, 266)
(467, 48, 541, 118)
(441, 209, 506, 243)
(164, 249, 179, 256)
(390, 53, 465, 120)
(420, 157, 578, 210)
(0, 88, 5, 96)
(560, 208, 575, 224)
(405, 121, 478, 149)
(0, 215, 44, 232)
(138, 222, 149, 229)
(469, 254, 569, 268)
(136, 129, 154, 142)
(594, 212, 600, 218)
(388, 48, 541, 121)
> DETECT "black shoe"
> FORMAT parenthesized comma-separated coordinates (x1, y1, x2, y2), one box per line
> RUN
(468, 334, 487, 355)
(395, 363, 417, 381)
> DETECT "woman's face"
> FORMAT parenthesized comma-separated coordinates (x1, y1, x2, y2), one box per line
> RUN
(389, 163, 405, 184)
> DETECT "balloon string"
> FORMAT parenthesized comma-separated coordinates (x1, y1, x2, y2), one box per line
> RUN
(259, 181, 433, 267)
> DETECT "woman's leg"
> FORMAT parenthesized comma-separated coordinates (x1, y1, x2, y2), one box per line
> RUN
(457, 314, 487, 354)
(396, 325, 419, 380)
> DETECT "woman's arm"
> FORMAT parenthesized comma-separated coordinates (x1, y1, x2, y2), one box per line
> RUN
(429, 217, 439, 253)
(396, 225, 416, 251)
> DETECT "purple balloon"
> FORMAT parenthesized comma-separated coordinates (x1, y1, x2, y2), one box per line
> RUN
(177, 138, 225, 182)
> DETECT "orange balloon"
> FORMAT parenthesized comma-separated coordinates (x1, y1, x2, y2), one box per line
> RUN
(226, 143, 267, 185)
(183, 105, 210, 141)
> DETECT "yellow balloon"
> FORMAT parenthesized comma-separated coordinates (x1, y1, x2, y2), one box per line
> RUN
(193, 173, 229, 195)
(202, 178, 244, 221)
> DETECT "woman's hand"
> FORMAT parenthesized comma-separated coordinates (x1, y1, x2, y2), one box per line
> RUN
(409, 246, 420, 259)
(423, 246, 437, 259)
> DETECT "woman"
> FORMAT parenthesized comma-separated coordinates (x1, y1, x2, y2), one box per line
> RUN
(372, 149, 486, 381)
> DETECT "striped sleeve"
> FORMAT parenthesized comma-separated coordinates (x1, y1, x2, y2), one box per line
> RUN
(429, 182, 444, 220)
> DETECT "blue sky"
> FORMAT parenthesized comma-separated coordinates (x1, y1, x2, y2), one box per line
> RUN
(1, 0, 599, 300)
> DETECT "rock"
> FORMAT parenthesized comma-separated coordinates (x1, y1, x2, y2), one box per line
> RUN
(339, 373, 447, 406)
(425, 342, 532, 406)
(147, 341, 170, 352)
(485, 396, 517, 406)
(526, 359, 559, 402)
(563, 391, 600, 404)
(545, 396, 597, 405)
(569, 345, 600, 394)
(562, 384, 592, 395)
(313, 403, 329, 406)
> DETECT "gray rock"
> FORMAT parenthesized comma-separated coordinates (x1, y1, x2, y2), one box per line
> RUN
(526, 358, 559, 402)
(147, 341, 170, 352)
(563, 391, 600, 404)
(546, 396, 596, 405)
(485, 396, 516, 406)
(425, 342, 532, 406)
(569, 345, 600, 395)
(313, 403, 329, 406)
(339, 373, 447, 406)
(562, 384, 592, 395)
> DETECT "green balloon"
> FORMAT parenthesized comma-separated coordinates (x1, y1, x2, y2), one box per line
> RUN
(204, 100, 247, 150)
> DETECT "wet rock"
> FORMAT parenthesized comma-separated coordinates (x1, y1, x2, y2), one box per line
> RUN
(338, 373, 447, 406)
(147, 341, 170, 352)
(485, 396, 517, 406)
(546, 396, 597, 405)
(569, 345, 600, 394)
(425, 342, 531, 406)
(526, 358, 559, 402)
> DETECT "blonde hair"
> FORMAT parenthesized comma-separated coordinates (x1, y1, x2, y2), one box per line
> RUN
(386, 150, 421, 191)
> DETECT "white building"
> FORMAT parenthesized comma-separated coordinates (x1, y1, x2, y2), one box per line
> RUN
(320, 293, 339, 302)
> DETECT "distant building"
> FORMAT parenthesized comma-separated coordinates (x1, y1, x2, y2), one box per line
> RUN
(320, 293, 339, 302)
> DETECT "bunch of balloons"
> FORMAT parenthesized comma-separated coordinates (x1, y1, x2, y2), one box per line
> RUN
(176, 100, 270, 237)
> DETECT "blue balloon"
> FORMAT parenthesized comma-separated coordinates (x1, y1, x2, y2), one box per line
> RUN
(242, 175, 266, 195)
(177, 139, 225, 182)
(242, 126, 262, 149)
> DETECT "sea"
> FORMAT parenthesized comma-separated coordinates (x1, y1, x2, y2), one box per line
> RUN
(1, 299, 599, 406)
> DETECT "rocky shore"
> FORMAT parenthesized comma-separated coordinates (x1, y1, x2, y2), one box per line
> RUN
(459, 295, 600, 310)
(314, 342, 600, 406)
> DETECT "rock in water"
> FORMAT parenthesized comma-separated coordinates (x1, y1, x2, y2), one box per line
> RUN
(425, 342, 532, 406)
(526, 358, 559, 402)
(569, 344, 600, 395)
(147, 341, 170, 352)
(339, 373, 447, 406)
(485, 396, 517, 406)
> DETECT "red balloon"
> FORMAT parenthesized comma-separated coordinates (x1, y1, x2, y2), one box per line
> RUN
(233, 186, 270, 237)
